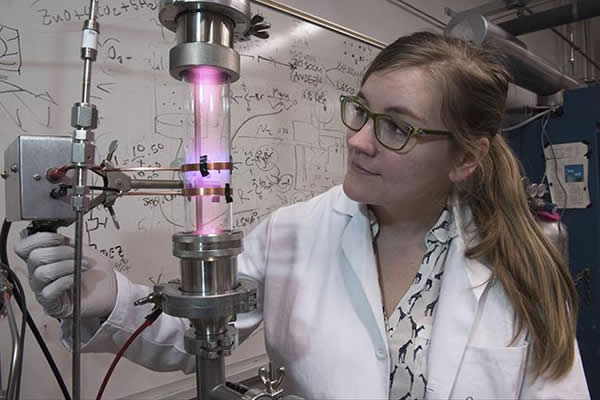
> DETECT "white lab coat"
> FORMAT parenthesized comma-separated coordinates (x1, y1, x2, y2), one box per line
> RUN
(70, 185, 590, 399)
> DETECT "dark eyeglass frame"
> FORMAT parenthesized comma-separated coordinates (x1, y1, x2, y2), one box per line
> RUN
(340, 95, 453, 151)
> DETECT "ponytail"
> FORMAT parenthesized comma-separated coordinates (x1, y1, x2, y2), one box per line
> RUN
(460, 134, 577, 379)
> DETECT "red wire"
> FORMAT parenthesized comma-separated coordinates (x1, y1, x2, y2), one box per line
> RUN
(1, 292, 11, 317)
(95, 319, 152, 400)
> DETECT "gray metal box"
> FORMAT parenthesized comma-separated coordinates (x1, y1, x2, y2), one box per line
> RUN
(4, 136, 75, 222)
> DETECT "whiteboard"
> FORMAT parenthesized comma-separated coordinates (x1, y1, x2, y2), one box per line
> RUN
(0, 1, 377, 398)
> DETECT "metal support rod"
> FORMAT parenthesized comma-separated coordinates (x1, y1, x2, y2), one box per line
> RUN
(569, 29, 575, 76)
(196, 357, 202, 400)
(5, 295, 20, 400)
(104, 167, 181, 172)
(130, 179, 183, 190)
(249, 0, 386, 49)
(82, 59, 92, 104)
(71, 1, 99, 399)
(72, 209, 84, 400)
(122, 191, 181, 196)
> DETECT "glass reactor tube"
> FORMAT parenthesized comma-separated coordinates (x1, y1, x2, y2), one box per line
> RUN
(182, 66, 232, 234)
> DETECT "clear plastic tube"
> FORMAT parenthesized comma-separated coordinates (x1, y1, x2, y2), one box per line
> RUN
(181, 66, 232, 234)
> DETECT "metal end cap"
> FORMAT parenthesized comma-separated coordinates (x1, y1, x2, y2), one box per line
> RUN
(169, 42, 240, 82)
(445, 12, 487, 46)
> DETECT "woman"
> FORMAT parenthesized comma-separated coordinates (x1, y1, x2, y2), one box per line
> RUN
(16, 32, 589, 399)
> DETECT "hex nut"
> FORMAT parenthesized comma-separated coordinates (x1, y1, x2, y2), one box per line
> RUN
(71, 103, 98, 129)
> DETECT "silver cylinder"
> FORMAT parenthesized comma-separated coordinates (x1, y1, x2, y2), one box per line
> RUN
(539, 219, 569, 262)
(445, 12, 582, 96)
(197, 356, 226, 400)
(170, 231, 243, 395)
(180, 257, 237, 294)
(177, 12, 233, 47)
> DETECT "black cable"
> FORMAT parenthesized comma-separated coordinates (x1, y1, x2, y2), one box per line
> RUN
(60, 184, 120, 193)
(0, 220, 25, 400)
(1, 219, 71, 400)
(0, 219, 11, 265)
(90, 168, 109, 187)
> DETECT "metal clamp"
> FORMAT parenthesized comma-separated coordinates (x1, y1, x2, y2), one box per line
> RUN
(258, 364, 285, 397)
(156, 279, 257, 319)
(184, 325, 237, 359)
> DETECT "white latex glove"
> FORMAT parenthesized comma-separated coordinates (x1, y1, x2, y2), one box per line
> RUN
(14, 232, 117, 320)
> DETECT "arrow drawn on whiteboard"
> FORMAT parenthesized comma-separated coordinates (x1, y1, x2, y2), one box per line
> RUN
(232, 108, 284, 141)
(97, 82, 117, 94)
(257, 55, 296, 70)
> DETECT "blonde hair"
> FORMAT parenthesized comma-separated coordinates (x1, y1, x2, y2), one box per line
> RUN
(363, 31, 577, 379)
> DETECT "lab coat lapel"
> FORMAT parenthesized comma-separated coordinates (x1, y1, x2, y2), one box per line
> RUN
(426, 206, 492, 399)
(334, 192, 388, 358)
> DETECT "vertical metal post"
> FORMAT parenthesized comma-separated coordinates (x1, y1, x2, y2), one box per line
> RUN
(569, 28, 576, 76)
(5, 296, 20, 400)
(71, 1, 99, 399)
(197, 357, 226, 399)
(72, 210, 84, 400)
(196, 356, 202, 400)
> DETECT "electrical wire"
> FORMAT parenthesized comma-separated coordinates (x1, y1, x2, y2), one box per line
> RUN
(96, 308, 162, 400)
(0, 219, 71, 400)
(0, 220, 26, 400)
(502, 107, 556, 133)
(59, 184, 120, 193)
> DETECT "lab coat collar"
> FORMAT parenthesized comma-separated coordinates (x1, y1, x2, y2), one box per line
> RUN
(426, 202, 493, 399)
(335, 188, 389, 377)
(334, 188, 492, 297)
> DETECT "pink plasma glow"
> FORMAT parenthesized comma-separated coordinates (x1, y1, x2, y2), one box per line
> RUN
(184, 66, 231, 235)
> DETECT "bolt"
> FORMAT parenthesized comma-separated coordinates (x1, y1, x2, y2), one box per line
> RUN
(33, 174, 42, 181)
(1, 171, 8, 179)
(10, 164, 18, 173)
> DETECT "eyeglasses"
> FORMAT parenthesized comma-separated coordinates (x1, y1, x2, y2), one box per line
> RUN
(340, 95, 452, 151)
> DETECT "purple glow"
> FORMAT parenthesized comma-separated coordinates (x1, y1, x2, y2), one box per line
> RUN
(183, 66, 231, 234)
(185, 66, 227, 85)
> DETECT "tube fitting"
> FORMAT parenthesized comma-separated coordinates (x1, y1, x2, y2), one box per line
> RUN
(158, 0, 251, 81)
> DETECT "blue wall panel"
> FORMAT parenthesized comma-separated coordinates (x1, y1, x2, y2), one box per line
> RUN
(507, 85, 599, 397)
